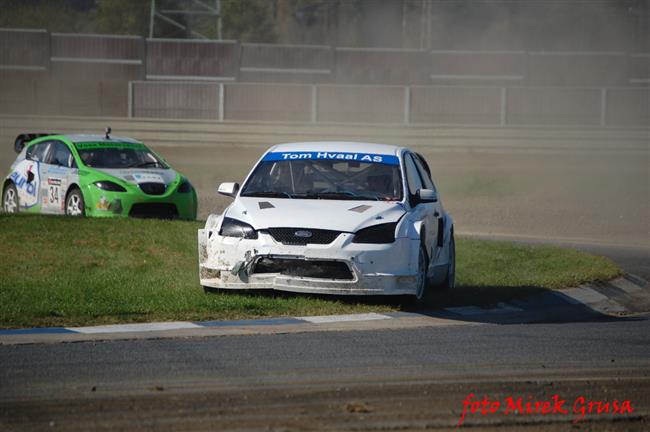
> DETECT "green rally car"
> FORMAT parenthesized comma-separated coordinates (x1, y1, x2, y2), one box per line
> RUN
(2, 131, 197, 219)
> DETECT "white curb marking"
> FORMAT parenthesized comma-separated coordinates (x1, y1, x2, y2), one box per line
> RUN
(561, 287, 609, 305)
(616, 279, 643, 294)
(298, 312, 392, 324)
(69, 321, 202, 334)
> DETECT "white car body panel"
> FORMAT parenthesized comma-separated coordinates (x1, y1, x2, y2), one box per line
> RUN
(198, 142, 454, 296)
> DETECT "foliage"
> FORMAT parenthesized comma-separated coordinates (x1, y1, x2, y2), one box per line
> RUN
(94, 0, 152, 36)
(0, 214, 621, 328)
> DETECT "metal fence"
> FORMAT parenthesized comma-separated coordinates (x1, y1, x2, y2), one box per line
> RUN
(1, 29, 649, 87)
(145, 38, 239, 81)
(50, 33, 144, 81)
(0, 28, 49, 73)
(127, 81, 649, 128)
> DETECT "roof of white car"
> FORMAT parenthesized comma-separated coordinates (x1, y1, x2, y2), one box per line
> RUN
(269, 141, 403, 155)
(64, 134, 142, 144)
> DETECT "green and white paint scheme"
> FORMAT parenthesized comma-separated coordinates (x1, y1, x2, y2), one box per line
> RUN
(2, 133, 197, 220)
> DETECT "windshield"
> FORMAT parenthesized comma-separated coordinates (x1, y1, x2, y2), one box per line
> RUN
(74, 142, 168, 169)
(240, 153, 403, 201)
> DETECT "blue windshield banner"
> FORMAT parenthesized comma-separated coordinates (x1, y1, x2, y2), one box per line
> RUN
(263, 151, 400, 165)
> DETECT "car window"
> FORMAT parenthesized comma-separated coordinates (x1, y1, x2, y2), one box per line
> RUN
(47, 141, 75, 168)
(241, 158, 403, 201)
(404, 153, 424, 196)
(413, 154, 435, 191)
(74, 143, 167, 169)
(25, 141, 51, 163)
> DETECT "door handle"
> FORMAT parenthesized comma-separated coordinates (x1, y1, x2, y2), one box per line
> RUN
(434, 211, 440, 217)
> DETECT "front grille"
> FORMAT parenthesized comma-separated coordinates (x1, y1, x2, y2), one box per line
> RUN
(139, 182, 166, 195)
(129, 203, 178, 219)
(253, 258, 354, 280)
(265, 228, 342, 245)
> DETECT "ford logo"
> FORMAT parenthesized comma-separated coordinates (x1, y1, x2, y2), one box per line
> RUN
(294, 230, 313, 238)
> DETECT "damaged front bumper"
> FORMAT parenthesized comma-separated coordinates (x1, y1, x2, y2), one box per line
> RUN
(198, 228, 420, 296)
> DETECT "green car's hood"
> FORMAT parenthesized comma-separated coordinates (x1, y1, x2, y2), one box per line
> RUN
(93, 168, 178, 186)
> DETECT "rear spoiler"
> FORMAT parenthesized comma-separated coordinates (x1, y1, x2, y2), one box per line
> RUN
(14, 133, 57, 154)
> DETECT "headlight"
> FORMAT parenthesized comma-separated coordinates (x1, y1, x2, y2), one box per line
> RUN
(352, 222, 397, 244)
(177, 179, 193, 193)
(94, 181, 126, 192)
(219, 217, 258, 239)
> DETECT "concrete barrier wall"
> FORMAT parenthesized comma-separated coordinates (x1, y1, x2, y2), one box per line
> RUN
(224, 84, 312, 121)
(131, 81, 221, 120)
(410, 86, 502, 125)
(429, 51, 526, 86)
(317, 85, 406, 123)
(606, 88, 650, 127)
(334, 48, 429, 85)
(146, 39, 239, 80)
(628, 54, 649, 85)
(0, 77, 127, 117)
(526, 52, 629, 87)
(506, 87, 602, 126)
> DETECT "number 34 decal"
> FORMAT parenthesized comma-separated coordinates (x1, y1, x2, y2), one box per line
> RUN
(48, 185, 60, 204)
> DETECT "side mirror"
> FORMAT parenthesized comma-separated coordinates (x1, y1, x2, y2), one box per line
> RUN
(217, 182, 239, 198)
(14, 136, 26, 154)
(27, 170, 35, 183)
(417, 188, 437, 203)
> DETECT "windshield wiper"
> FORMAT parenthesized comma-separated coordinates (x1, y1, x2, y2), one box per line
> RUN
(241, 191, 292, 198)
(312, 191, 379, 201)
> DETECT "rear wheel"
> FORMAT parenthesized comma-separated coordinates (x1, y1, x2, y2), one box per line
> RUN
(65, 188, 85, 217)
(2, 183, 19, 213)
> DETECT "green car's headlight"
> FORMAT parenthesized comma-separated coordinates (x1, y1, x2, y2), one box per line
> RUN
(353, 222, 397, 244)
(177, 179, 193, 193)
(94, 181, 126, 192)
(219, 217, 258, 239)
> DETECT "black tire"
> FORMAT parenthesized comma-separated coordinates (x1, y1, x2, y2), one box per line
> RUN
(438, 231, 456, 291)
(414, 243, 430, 303)
(2, 183, 19, 214)
(65, 188, 85, 217)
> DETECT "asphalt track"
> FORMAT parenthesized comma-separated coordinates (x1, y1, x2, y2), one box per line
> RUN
(1, 243, 649, 431)
(0, 117, 647, 430)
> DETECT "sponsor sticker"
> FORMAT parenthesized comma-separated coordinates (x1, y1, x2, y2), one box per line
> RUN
(74, 142, 147, 150)
(9, 161, 39, 208)
(132, 173, 165, 184)
(96, 196, 110, 211)
(263, 151, 400, 166)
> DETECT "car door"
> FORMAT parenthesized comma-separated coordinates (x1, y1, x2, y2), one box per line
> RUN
(403, 152, 438, 262)
(41, 140, 77, 214)
(413, 153, 444, 261)
(13, 141, 51, 211)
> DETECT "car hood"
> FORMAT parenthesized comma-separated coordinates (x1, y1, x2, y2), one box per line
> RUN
(93, 168, 177, 186)
(226, 197, 407, 233)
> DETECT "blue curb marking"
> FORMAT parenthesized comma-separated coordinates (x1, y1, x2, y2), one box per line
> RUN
(196, 317, 306, 327)
(0, 327, 75, 335)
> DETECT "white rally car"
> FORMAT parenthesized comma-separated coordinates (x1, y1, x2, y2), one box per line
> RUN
(198, 142, 455, 300)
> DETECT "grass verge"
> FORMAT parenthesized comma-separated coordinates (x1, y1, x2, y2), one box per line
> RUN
(0, 214, 621, 328)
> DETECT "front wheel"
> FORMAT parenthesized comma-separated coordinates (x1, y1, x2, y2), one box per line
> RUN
(65, 189, 85, 217)
(438, 232, 455, 291)
(2, 183, 19, 213)
(414, 243, 429, 301)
